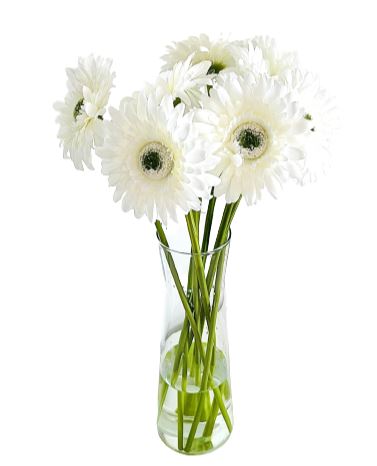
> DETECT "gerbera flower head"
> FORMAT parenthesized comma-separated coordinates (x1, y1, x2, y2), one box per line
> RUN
(252, 36, 298, 78)
(161, 34, 237, 76)
(232, 39, 268, 77)
(150, 55, 212, 109)
(281, 69, 338, 184)
(54, 55, 115, 170)
(96, 91, 219, 225)
(198, 72, 309, 204)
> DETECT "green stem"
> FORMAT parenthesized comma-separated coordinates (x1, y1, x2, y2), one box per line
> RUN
(202, 191, 216, 257)
(170, 319, 189, 386)
(212, 386, 233, 433)
(206, 197, 241, 291)
(195, 206, 201, 233)
(214, 203, 233, 247)
(177, 392, 184, 450)
(165, 197, 240, 389)
(203, 397, 219, 438)
(184, 249, 226, 452)
(203, 382, 230, 438)
(187, 257, 193, 295)
(183, 341, 188, 393)
(156, 221, 231, 431)
(156, 221, 203, 369)
(229, 196, 241, 225)
(186, 212, 211, 324)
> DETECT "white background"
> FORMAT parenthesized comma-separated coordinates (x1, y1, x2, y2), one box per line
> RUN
(1, 1, 376, 465)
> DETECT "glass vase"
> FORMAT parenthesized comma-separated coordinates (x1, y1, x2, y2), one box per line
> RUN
(157, 230, 233, 455)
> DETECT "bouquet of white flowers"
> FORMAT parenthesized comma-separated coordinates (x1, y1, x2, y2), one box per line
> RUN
(54, 34, 336, 455)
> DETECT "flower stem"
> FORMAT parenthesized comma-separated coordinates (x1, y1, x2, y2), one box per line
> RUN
(177, 391, 184, 450)
(155, 221, 203, 370)
(202, 191, 216, 259)
(167, 197, 240, 390)
(203, 396, 219, 438)
(184, 248, 226, 452)
(212, 386, 233, 432)
(185, 212, 211, 323)
(206, 197, 241, 291)
(178, 338, 188, 450)
(156, 221, 231, 432)
(170, 320, 189, 386)
(156, 218, 234, 448)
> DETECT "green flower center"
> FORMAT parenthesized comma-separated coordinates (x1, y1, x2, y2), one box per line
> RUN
(139, 142, 174, 180)
(238, 128, 262, 151)
(73, 98, 84, 120)
(233, 122, 268, 161)
(207, 61, 226, 75)
(142, 150, 162, 171)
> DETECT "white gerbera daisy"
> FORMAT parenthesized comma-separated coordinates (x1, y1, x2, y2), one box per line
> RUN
(198, 72, 308, 204)
(232, 39, 268, 77)
(252, 36, 298, 78)
(149, 55, 212, 109)
(96, 92, 218, 225)
(282, 69, 338, 184)
(161, 34, 237, 75)
(54, 55, 115, 170)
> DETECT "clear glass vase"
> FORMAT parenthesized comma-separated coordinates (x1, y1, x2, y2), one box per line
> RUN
(157, 230, 233, 455)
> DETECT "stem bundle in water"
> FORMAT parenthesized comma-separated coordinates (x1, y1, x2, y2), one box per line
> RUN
(156, 197, 240, 454)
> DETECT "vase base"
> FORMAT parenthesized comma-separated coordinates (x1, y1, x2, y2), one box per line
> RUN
(157, 339, 233, 454)
(157, 424, 232, 455)
(157, 399, 233, 455)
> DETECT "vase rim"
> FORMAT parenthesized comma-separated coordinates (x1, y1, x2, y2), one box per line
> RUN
(157, 228, 231, 257)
